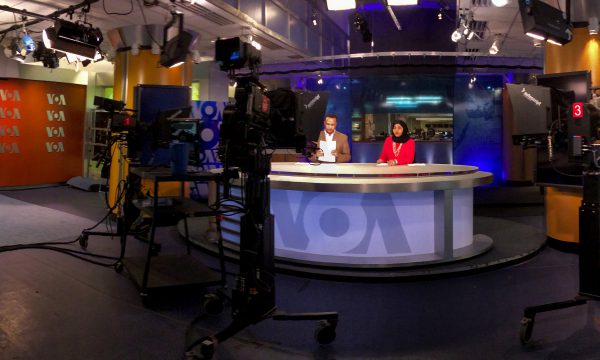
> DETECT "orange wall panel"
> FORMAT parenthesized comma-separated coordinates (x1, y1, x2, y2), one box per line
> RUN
(545, 27, 600, 87)
(0, 79, 86, 187)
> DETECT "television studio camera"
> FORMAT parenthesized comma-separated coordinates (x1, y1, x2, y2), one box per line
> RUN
(518, 85, 600, 344)
(185, 37, 338, 359)
(75, 96, 138, 248)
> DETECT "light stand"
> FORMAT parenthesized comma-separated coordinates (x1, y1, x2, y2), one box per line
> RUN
(520, 144, 600, 344)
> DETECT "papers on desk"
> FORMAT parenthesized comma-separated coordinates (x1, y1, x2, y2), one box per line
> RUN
(408, 163, 427, 166)
(294, 162, 311, 166)
(376, 163, 389, 166)
(318, 140, 336, 163)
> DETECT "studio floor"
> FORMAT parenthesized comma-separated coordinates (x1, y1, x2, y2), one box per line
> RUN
(1, 184, 600, 360)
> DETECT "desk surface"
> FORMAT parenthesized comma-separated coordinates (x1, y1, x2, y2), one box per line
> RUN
(269, 163, 493, 193)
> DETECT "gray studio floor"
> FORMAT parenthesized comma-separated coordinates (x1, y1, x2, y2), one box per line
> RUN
(1, 185, 600, 360)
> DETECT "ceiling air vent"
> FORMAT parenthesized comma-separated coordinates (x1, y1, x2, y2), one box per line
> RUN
(468, 20, 487, 40)
(471, 0, 492, 7)
(178, 4, 235, 26)
(251, 34, 283, 50)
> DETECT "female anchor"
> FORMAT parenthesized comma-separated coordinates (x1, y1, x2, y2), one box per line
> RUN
(376, 119, 415, 165)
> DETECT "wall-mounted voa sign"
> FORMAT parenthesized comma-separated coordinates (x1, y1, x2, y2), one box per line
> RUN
(0, 80, 85, 187)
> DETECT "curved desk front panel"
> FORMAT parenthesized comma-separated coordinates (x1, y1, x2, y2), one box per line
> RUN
(220, 163, 493, 268)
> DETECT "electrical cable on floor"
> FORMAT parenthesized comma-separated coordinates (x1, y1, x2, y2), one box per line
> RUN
(0, 241, 120, 267)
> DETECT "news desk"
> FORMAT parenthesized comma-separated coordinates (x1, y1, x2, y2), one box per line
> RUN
(220, 163, 493, 268)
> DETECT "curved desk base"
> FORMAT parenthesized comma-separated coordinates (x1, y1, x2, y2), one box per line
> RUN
(183, 216, 545, 279)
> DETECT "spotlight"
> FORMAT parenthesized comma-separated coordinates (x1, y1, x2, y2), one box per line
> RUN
(491, 0, 508, 6)
(32, 41, 59, 68)
(317, 76, 323, 85)
(470, 74, 477, 83)
(466, 30, 476, 40)
(312, 11, 318, 27)
(21, 33, 36, 55)
(438, 8, 443, 20)
(43, 20, 103, 60)
(4, 38, 27, 62)
(159, 12, 196, 68)
(451, 29, 462, 42)
(353, 13, 373, 43)
(489, 34, 502, 54)
(589, 17, 599, 35)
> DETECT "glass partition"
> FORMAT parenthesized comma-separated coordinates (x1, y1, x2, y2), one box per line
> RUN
(347, 74, 455, 142)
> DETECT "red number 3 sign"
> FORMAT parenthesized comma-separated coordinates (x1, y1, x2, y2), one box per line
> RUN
(573, 102, 584, 118)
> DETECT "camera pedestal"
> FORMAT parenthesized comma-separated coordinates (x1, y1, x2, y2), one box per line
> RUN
(187, 148, 338, 359)
(520, 170, 600, 344)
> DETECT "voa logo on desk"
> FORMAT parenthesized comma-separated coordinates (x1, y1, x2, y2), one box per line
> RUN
(271, 191, 418, 256)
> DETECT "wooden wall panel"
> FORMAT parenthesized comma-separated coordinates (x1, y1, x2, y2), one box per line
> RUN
(545, 27, 600, 87)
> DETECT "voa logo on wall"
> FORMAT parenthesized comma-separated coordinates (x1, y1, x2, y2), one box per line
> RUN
(46, 127, 65, 138)
(0, 125, 20, 137)
(0, 143, 19, 154)
(47, 93, 66, 105)
(0, 107, 21, 120)
(0, 89, 21, 102)
(46, 110, 66, 122)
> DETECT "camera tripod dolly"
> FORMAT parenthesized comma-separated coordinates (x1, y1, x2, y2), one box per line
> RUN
(520, 143, 600, 344)
(187, 142, 338, 360)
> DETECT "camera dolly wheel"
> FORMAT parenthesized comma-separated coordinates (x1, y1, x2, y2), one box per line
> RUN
(203, 293, 224, 315)
(314, 320, 337, 345)
(78, 234, 89, 249)
(520, 316, 535, 345)
(185, 337, 215, 360)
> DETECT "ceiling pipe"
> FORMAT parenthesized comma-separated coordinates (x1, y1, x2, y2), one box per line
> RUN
(0, 0, 100, 36)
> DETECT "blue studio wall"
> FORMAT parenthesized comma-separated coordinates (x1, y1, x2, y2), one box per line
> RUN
(453, 74, 503, 183)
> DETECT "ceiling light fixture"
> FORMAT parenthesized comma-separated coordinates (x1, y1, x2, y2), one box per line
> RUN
(353, 13, 373, 43)
(160, 11, 195, 68)
(326, 0, 355, 10)
(451, 28, 463, 42)
(20, 32, 36, 55)
(451, 12, 478, 43)
(42, 20, 103, 60)
(519, 0, 572, 46)
(32, 41, 59, 68)
(489, 34, 502, 54)
(589, 17, 599, 35)
(491, 0, 509, 7)
(386, 0, 418, 5)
